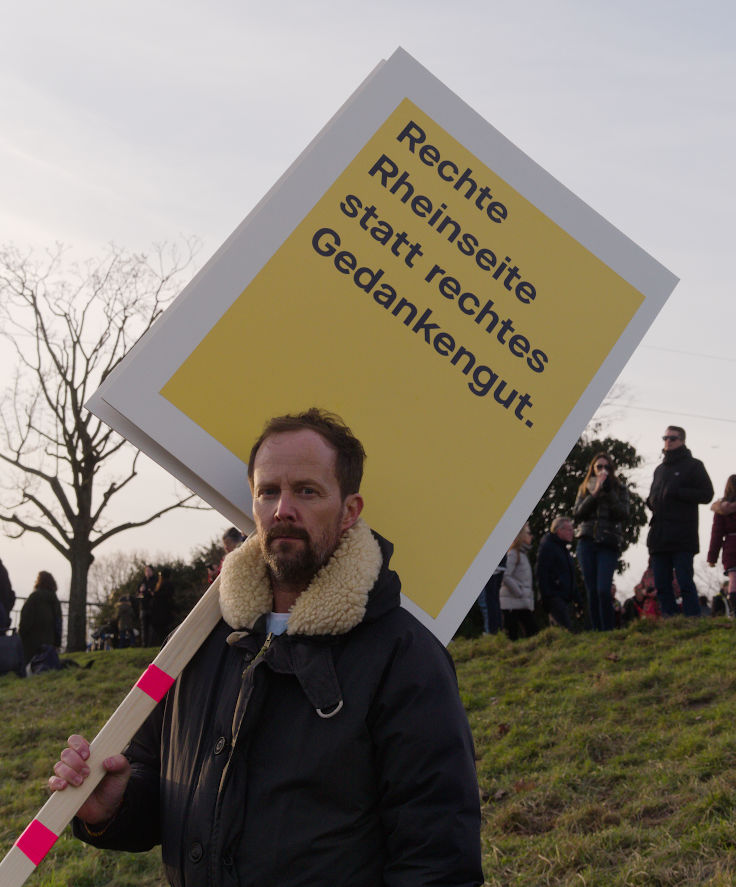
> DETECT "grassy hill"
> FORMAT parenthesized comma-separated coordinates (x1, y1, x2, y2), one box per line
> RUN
(3, 618, 736, 886)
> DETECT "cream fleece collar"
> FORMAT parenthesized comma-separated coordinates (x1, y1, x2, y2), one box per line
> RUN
(218, 518, 383, 636)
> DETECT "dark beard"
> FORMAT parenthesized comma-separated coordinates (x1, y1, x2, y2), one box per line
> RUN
(261, 526, 329, 586)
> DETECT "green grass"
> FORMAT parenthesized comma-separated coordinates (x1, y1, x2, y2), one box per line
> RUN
(4, 620, 736, 885)
(457, 618, 736, 886)
(0, 649, 166, 886)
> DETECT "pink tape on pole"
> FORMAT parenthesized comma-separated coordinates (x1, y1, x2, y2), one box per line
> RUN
(16, 818, 59, 866)
(135, 663, 175, 702)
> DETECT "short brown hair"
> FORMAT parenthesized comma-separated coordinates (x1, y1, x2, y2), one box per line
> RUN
(248, 408, 366, 498)
(667, 425, 686, 442)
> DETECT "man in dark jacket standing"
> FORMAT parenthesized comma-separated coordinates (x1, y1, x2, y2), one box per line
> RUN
(51, 408, 483, 887)
(536, 516, 578, 630)
(647, 425, 713, 616)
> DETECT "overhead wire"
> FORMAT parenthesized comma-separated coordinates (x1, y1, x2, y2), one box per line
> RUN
(611, 344, 734, 424)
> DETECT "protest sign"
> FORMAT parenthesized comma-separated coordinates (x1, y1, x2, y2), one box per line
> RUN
(88, 47, 677, 643)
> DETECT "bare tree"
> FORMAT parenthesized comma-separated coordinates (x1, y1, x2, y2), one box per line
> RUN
(0, 241, 206, 650)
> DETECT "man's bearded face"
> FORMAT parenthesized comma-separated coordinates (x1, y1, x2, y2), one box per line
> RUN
(250, 430, 363, 591)
(260, 519, 342, 586)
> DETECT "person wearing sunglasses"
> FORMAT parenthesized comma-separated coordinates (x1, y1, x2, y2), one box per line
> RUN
(573, 452, 629, 630)
(646, 426, 713, 616)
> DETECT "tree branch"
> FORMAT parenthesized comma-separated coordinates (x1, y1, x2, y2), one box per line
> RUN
(91, 495, 209, 549)
(0, 511, 71, 560)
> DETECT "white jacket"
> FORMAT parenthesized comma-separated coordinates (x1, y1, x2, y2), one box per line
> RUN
(499, 547, 534, 610)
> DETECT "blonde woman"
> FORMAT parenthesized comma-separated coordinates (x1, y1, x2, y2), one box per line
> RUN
(573, 452, 629, 631)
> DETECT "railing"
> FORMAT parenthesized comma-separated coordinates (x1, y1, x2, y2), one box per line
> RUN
(8, 597, 105, 650)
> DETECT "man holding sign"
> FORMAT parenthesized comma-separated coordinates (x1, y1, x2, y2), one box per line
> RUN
(50, 408, 483, 886)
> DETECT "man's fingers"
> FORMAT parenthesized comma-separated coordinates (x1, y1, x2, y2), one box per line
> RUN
(60, 746, 88, 768)
(49, 754, 127, 795)
(101, 754, 130, 774)
(48, 735, 92, 792)
(53, 758, 88, 787)
(68, 734, 90, 760)
(48, 734, 129, 803)
(48, 763, 84, 792)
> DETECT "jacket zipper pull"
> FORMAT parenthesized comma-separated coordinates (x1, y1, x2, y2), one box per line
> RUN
(242, 632, 274, 679)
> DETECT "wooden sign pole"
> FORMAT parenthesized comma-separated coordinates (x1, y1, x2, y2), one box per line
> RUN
(0, 575, 224, 887)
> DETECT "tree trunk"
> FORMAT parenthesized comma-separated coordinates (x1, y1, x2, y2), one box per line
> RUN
(67, 544, 93, 652)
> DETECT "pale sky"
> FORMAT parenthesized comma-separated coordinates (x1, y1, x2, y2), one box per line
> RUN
(2, 0, 735, 618)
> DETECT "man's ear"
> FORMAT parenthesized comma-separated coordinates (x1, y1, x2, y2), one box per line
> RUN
(340, 493, 364, 533)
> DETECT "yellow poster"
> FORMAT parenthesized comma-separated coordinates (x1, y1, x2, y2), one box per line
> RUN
(161, 99, 643, 617)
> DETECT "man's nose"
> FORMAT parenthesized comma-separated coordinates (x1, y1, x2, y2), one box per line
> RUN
(274, 492, 297, 521)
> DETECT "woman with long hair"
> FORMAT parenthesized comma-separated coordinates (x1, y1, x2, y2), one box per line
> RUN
(708, 475, 736, 614)
(499, 523, 538, 640)
(573, 452, 630, 631)
(19, 570, 63, 666)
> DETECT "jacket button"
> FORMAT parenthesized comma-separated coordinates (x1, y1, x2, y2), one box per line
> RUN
(189, 842, 204, 863)
(223, 853, 233, 867)
(214, 736, 227, 754)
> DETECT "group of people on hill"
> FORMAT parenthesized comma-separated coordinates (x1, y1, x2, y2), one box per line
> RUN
(1, 525, 249, 669)
(0, 565, 63, 675)
(101, 527, 246, 650)
(478, 424, 735, 639)
(98, 564, 176, 650)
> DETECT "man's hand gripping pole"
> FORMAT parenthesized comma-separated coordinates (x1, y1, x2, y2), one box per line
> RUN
(0, 574, 224, 887)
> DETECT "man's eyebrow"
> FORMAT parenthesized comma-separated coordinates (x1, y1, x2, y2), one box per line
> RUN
(293, 477, 326, 489)
(255, 476, 326, 488)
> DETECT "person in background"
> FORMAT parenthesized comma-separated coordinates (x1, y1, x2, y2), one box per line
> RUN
(219, 526, 245, 574)
(711, 580, 730, 618)
(711, 590, 727, 617)
(19, 571, 62, 666)
(536, 516, 578, 631)
(206, 562, 220, 585)
(500, 523, 538, 640)
(610, 583, 623, 629)
(707, 474, 736, 615)
(209, 527, 246, 581)
(150, 568, 175, 645)
(622, 582, 647, 625)
(115, 595, 136, 648)
(136, 564, 157, 646)
(222, 526, 245, 554)
(477, 554, 506, 635)
(646, 425, 713, 616)
(622, 567, 661, 624)
(0, 557, 15, 632)
(573, 452, 629, 631)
